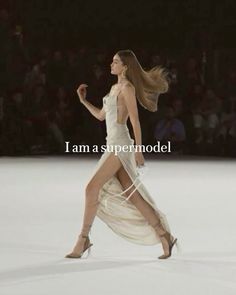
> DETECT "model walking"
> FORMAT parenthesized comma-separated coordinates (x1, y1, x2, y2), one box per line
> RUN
(65, 50, 178, 259)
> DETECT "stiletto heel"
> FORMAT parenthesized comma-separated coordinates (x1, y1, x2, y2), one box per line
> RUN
(84, 244, 93, 258)
(152, 219, 178, 259)
(158, 234, 177, 259)
(65, 234, 93, 259)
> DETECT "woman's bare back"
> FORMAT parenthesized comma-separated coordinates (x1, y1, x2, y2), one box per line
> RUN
(109, 84, 129, 124)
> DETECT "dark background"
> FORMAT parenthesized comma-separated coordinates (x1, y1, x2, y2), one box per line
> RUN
(0, 0, 236, 157)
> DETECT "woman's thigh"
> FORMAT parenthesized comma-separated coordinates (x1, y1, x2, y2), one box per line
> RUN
(86, 152, 122, 191)
(116, 167, 158, 223)
(116, 165, 141, 205)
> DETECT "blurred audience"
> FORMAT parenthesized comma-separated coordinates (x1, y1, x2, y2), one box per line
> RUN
(154, 105, 186, 154)
(1, 7, 236, 157)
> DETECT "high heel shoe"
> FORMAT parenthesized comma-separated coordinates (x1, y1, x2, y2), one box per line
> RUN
(65, 234, 93, 259)
(158, 231, 177, 259)
(152, 220, 178, 259)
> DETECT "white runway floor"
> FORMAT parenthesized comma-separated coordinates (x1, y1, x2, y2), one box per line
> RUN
(0, 155, 235, 295)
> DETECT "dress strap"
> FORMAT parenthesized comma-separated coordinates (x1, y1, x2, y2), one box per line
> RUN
(104, 165, 149, 209)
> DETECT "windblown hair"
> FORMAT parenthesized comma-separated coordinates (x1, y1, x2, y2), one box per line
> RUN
(117, 50, 169, 112)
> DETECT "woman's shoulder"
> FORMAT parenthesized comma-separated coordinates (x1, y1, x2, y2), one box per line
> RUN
(123, 81, 134, 88)
(120, 81, 135, 94)
(110, 81, 135, 96)
(112, 80, 134, 88)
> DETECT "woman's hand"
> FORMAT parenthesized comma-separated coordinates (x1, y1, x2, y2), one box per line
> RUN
(77, 84, 88, 103)
(135, 151, 145, 168)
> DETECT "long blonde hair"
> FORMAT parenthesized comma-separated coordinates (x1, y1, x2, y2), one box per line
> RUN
(117, 50, 169, 112)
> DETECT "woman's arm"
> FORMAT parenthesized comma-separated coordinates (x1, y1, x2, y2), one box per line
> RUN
(81, 100, 105, 121)
(122, 83, 145, 166)
(77, 84, 105, 121)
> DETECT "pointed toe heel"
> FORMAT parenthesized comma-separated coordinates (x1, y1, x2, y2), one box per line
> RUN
(65, 235, 93, 259)
(158, 236, 178, 259)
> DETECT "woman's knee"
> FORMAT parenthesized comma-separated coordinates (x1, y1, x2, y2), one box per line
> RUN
(85, 181, 100, 201)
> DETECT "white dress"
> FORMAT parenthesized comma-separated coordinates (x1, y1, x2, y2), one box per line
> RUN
(90, 93, 171, 245)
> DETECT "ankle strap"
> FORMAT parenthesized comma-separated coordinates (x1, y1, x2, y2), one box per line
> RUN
(79, 234, 89, 239)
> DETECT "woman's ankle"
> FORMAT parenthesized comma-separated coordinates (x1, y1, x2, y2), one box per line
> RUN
(79, 234, 88, 238)
(80, 224, 92, 237)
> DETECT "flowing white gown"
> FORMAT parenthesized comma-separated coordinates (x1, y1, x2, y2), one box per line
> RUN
(90, 93, 171, 245)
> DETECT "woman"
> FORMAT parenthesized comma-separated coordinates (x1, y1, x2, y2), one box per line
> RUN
(65, 50, 178, 260)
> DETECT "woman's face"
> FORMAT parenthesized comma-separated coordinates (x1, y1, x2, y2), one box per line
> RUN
(110, 54, 126, 75)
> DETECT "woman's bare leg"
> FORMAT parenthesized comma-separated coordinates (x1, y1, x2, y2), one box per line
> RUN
(67, 153, 122, 256)
(116, 166, 174, 256)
